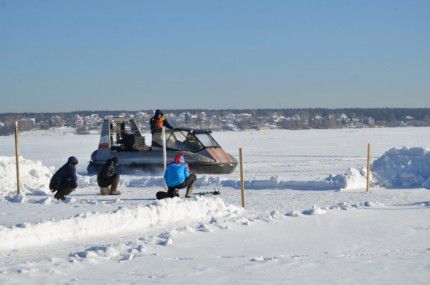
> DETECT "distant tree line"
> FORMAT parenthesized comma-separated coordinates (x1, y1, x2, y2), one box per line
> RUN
(1, 108, 430, 136)
(1, 108, 430, 123)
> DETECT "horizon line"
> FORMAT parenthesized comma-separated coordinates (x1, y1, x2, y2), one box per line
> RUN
(2, 107, 430, 115)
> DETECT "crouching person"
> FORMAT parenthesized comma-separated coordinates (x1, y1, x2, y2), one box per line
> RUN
(97, 157, 121, 195)
(49, 156, 79, 200)
(164, 153, 196, 198)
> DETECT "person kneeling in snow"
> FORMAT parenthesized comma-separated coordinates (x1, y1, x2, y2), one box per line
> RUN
(164, 153, 196, 198)
(97, 157, 121, 195)
(49, 156, 79, 200)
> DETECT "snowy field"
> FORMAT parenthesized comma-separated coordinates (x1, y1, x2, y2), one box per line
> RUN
(0, 128, 430, 284)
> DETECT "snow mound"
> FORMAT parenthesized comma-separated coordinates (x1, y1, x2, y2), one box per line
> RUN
(0, 197, 243, 251)
(326, 167, 369, 191)
(302, 205, 328, 215)
(372, 147, 430, 189)
(285, 200, 383, 217)
(0, 156, 54, 197)
(127, 174, 360, 191)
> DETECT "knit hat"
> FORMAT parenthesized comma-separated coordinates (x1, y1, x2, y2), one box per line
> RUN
(174, 153, 185, 163)
(67, 156, 79, 165)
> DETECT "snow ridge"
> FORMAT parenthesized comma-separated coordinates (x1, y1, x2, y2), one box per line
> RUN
(124, 169, 368, 191)
(0, 197, 243, 252)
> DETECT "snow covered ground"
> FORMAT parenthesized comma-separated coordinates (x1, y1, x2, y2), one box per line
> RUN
(0, 128, 429, 284)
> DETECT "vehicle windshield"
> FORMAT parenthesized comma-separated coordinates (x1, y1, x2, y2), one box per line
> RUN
(165, 130, 204, 152)
(195, 133, 219, 148)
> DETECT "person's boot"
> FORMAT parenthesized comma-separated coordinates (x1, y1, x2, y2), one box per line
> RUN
(54, 188, 68, 200)
(109, 175, 121, 195)
(100, 187, 110, 195)
(185, 186, 194, 198)
(167, 188, 179, 198)
(54, 192, 65, 200)
(185, 176, 196, 198)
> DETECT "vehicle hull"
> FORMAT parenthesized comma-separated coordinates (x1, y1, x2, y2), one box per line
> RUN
(87, 160, 237, 175)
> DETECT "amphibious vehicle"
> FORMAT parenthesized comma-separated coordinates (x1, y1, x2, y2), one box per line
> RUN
(87, 116, 238, 175)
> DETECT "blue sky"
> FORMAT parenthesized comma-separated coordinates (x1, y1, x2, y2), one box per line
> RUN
(0, 0, 429, 112)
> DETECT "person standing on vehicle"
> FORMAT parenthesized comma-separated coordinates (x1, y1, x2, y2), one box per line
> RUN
(163, 153, 196, 198)
(49, 156, 79, 200)
(97, 157, 121, 195)
(150, 109, 173, 135)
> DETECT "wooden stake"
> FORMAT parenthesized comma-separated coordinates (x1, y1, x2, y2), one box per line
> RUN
(239, 148, 245, 208)
(161, 126, 168, 190)
(15, 121, 22, 195)
(161, 126, 167, 171)
(366, 143, 371, 192)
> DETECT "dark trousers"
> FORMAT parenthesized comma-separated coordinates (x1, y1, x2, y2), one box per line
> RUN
(167, 174, 196, 197)
(54, 184, 75, 200)
(99, 174, 120, 188)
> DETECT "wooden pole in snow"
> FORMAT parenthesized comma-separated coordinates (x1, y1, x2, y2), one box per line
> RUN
(161, 126, 168, 191)
(15, 121, 22, 195)
(239, 148, 245, 208)
(161, 126, 167, 171)
(366, 143, 371, 192)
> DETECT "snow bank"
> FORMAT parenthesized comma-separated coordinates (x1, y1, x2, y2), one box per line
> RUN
(4, 146, 428, 196)
(372, 147, 430, 189)
(326, 167, 369, 191)
(0, 157, 368, 194)
(0, 156, 54, 196)
(0, 197, 243, 251)
(126, 172, 366, 191)
(285, 200, 383, 218)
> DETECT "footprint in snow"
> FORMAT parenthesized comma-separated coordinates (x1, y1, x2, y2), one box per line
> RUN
(196, 223, 213, 232)
(250, 256, 279, 263)
(157, 232, 173, 246)
(285, 210, 302, 217)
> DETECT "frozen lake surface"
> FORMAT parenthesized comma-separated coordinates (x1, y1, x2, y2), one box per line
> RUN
(0, 128, 429, 284)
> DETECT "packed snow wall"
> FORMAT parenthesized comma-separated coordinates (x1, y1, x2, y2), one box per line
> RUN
(372, 147, 430, 189)
(0, 156, 54, 196)
(1, 147, 430, 198)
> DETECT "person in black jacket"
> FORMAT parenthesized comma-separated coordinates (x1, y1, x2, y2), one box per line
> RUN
(150, 110, 174, 147)
(97, 157, 121, 195)
(49, 156, 79, 200)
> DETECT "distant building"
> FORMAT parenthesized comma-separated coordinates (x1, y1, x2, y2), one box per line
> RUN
(367, 117, 375, 127)
(18, 118, 36, 131)
(84, 114, 103, 129)
(312, 115, 324, 128)
(73, 115, 84, 128)
(323, 115, 339, 129)
(50, 115, 64, 127)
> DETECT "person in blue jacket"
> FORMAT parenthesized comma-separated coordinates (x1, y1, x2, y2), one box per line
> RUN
(164, 153, 196, 198)
(49, 156, 79, 200)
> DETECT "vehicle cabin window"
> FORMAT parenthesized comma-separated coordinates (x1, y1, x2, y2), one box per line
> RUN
(185, 133, 204, 152)
(110, 120, 141, 151)
(196, 133, 219, 148)
(166, 130, 188, 150)
(165, 130, 214, 152)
